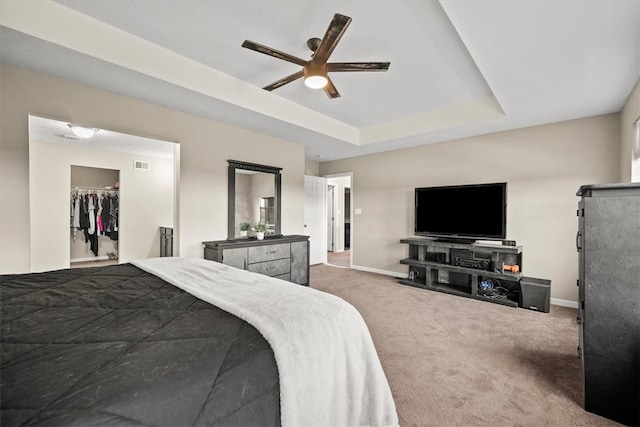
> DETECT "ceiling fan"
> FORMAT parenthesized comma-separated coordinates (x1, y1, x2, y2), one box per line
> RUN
(241, 13, 390, 99)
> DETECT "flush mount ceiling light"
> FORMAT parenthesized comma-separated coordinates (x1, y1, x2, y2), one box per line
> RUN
(67, 124, 99, 138)
(241, 13, 390, 99)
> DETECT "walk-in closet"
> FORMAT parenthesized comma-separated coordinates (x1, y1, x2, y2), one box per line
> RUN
(70, 166, 120, 267)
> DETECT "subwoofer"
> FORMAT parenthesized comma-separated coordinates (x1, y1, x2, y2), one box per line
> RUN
(519, 277, 551, 313)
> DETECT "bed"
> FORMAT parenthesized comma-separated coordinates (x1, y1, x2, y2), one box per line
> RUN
(1, 257, 398, 427)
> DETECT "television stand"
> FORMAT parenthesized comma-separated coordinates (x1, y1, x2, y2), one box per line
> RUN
(399, 238, 523, 308)
(432, 237, 477, 244)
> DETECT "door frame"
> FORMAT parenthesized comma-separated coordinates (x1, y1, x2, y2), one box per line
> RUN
(323, 172, 353, 267)
(327, 185, 335, 252)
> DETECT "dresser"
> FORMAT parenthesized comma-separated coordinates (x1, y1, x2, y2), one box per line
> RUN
(203, 235, 310, 286)
(576, 183, 639, 426)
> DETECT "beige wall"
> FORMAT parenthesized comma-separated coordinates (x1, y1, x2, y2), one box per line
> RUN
(0, 64, 305, 274)
(620, 78, 640, 182)
(305, 160, 320, 176)
(30, 137, 174, 271)
(320, 114, 620, 303)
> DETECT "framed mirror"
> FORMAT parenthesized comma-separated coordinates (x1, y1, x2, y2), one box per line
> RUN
(228, 160, 282, 239)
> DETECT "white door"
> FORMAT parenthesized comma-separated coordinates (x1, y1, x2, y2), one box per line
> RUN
(304, 175, 327, 265)
(327, 185, 335, 252)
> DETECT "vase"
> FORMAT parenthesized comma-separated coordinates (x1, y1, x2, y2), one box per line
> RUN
(240, 230, 247, 237)
(256, 232, 265, 240)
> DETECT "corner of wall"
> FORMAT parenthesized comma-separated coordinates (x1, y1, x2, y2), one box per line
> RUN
(305, 160, 320, 177)
(620, 78, 640, 182)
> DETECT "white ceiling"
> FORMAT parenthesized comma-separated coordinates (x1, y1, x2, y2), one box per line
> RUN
(1, 0, 639, 161)
(29, 115, 175, 159)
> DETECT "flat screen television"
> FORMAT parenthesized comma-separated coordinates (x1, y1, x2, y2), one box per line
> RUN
(415, 182, 507, 242)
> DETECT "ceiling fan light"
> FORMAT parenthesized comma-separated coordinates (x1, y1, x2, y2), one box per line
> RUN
(303, 61, 328, 89)
(304, 75, 328, 89)
(68, 124, 99, 138)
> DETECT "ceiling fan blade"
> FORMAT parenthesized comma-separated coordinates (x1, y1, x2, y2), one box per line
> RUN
(313, 14, 352, 64)
(263, 70, 304, 91)
(323, 76, 341, 99)
(328, 62, 390, 72)
(242, 40, 307, 66)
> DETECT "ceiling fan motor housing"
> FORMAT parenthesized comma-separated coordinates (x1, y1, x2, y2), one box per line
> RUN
(304, 61, 328, 88)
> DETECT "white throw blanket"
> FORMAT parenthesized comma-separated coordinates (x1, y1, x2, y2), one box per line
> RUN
(132, 257, 398, 427)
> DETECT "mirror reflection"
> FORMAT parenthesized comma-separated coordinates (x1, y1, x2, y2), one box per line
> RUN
(235, 171, 276, 236)
(228, 160, 281, 239)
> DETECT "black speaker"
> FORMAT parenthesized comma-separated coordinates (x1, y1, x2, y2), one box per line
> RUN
(519, 277, 551, 313)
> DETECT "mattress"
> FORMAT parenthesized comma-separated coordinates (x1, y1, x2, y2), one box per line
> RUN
(0, 263, 280, 426)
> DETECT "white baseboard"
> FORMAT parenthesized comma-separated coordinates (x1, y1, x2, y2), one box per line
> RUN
(551, 298, 578, 309)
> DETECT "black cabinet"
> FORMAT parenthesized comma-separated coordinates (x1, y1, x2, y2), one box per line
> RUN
(577, 183, 640, 426)
(203, 235, 310, 286)
(160, 226, 173, 257)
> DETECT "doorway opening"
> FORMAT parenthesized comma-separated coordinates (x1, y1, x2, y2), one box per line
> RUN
(28, 114, 178, 272)
(70, 166, 120, 268)
(325, 173, 352, 268)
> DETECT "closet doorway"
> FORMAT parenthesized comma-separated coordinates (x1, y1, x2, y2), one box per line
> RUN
(70, 166, 120, 268)
(29, 115, 178, 272)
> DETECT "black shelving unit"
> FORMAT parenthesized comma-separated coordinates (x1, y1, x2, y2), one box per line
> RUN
(399, 238, 523, 308)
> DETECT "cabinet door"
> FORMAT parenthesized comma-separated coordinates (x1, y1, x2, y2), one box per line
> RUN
(222, 248, 247, 270)
(582, 194, 640, 425)
(291, 241, 309, 285)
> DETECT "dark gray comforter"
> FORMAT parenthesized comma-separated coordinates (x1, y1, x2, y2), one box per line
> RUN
(0, 263, 280, 426)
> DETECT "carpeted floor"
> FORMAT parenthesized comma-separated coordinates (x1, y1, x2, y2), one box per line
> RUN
(327, 250, 350, 268)
(309, 264, 620, 427)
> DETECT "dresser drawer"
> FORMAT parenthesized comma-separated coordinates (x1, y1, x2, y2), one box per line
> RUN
(247, 258, 290, 277)
(248, 243, 290, 263)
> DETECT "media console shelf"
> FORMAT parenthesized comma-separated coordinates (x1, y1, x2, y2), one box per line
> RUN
(399, 238, 523, 307)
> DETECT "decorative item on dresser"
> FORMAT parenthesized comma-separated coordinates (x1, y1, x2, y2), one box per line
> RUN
(203, 235, 310, 286)
(254, 222, 267, 240)
(239, 221, 250, 237)
(576, 183, 640, 426)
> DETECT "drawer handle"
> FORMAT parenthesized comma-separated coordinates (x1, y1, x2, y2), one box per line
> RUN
(266, 250, 276, 255)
